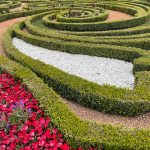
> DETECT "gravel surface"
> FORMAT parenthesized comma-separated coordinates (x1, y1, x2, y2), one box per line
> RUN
(13, 37, 135, 89)
(62, 99, 150, 129)
(106, 10, 133, 21)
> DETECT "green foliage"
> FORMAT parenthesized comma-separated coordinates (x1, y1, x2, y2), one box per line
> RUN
(2, 24, 150, 116)
(0, 8, 49, 22)
(0, 56, 150, 149)
(56, 7, 109, 23)
(41, 3, 150, 31)
(9, 107, 29, 128)
(0, 0, 150, 148)
(133, 57, 150, 72)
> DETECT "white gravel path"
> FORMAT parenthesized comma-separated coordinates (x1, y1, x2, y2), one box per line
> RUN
(13, 37, 135, 89)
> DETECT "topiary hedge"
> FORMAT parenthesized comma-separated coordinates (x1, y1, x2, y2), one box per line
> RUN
(0, 8, 49, 22)
(39, 1, 150, 31)
(2, 22, 150, 116)
(42, 11, 150, 31)
(24, 12, 150, 50)
(0, 56, 150, 150)
(1, 1, 150, 148)
(55, 7, 109, 23)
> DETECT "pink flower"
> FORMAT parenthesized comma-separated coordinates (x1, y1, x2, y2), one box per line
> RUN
(38, 140, 45, 146)
(21, 125, 28, 131)
(52, 128, 58, 134)
(50, 139, 58, 147)
(29, 131, 35, 137)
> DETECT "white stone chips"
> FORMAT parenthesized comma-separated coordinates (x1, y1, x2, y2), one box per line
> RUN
(13, 37, 135, 89)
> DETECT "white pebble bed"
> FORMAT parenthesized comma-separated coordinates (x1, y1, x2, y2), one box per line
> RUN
(13, 37, 135, 89)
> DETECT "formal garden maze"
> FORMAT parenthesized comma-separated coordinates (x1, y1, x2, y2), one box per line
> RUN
(0, 0, 150, 149)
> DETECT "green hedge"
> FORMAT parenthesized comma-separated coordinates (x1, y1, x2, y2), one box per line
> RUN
(42, 12, 150, 31)
(0, 6, 9, 14)
(25, 13, 150, 50)
(0, 1, 150, 148)
(40, 3, 150, 31)
(0, 56, 150, 150)
(0, 8, 49, 22)
(18, 21, 146, 63)
(2, 23, 150, 116)
(56, 8, 109, 23)
(9, 2, 21, 9)
(133, 57, 150, 72)
(61, 24, 150, 36)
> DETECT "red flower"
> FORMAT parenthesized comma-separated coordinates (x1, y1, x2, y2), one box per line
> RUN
(45, 129, 51, 138)
(61, 143, 70, 150)
(0, 72, 97, 150)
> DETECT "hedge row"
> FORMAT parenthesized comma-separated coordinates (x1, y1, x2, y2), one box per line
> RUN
(0, 6, 9, 14)
(133, 57, 150, 72)
(25, 13, 150, 50)
(56, 8, 109, 23)
(40, 3, 150, 31)
(23, 21, 145, 62)
(0, 1, 21, 11)
(77, 0, 150, 19)
(61, 23, 150, 36)
(0, 8, 49, 22)
(22, 0, 150, 50)
(2, 23, 150, 116)
(0, 57, 150, 149)
(42, 12, 150, 31)
(8, 1, 21, 9)
(22, 18, 150, 67)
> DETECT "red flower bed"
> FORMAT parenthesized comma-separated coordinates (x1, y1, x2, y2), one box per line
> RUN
(0, 72, 70, 150)
(0, 72, 96, 150)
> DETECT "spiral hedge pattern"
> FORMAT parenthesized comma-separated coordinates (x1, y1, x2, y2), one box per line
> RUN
(0, 0, 21, 14)
(1, 0, 150, 149)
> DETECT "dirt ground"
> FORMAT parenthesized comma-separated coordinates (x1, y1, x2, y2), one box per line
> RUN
(0, 17, 26, 55)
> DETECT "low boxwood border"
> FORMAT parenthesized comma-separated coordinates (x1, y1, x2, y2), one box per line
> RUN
(0, 8, 50, 22)
(0, 56, 150, 150)
(17, 20, 150, 72)
(56, 8, 109, 23)
(2, 23, 150, 116)
(41, 3, 150, 31)
(25, 13, 150, 50)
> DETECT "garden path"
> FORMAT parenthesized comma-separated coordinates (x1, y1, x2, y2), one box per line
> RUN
(62, 98, 150, 129)
(0, 17, 26, 55)
(107, 10, 133, 21)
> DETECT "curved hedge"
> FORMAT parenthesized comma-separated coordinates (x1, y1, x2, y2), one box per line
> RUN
(42, 10, 149, 31)
(0, 0, 21, 13)
(25, 12, 150, 50)
(0, 8, 49, 22)
(0, 56, 150, 150)
(55, 8, 109, 23)
(1, 0, 150, 149)
(2, 22, 150, 116)
(35, 1, 150, 31)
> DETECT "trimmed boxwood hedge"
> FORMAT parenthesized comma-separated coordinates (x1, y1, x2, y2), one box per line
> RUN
(19, 20, 150, 68)
(0, 0, 150, 148)
(0, 8, 49, 22)
(0, 56, 150, 150)
(25, 12, 150, 50)
(0, 6, 9, 14)
(2, 22, 150, 116)
(42, 12, 150, 31)
(40, 1, 150, 31)
(55, 8, 109, 23)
